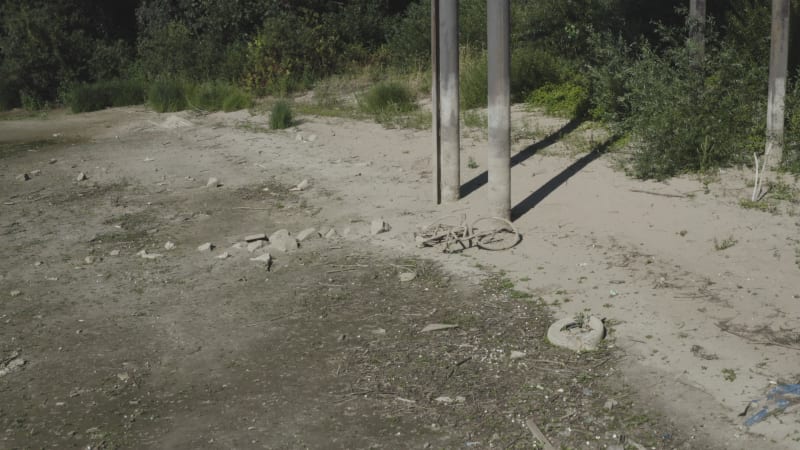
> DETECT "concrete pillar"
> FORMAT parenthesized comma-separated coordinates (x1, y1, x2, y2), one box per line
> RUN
(765, 0, 791, 167)
(689, 0, 707, 58)
(437, 0, 460, 203)
(487, 0, 511, 220)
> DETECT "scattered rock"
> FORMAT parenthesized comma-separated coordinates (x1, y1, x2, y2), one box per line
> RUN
(197, 242, 214, 252)
(247, 240, 265, 252)
(399, 272, 417, 282)
(421, 323, 459, 333)
(76, 172, 87, 181)
(435, 396, 454, 404)
(117, 372, 130, 382)
(510, 351, 526, 360)
(29, 169, 41, 176)
(0, 355, 25, 378)
(49, 158, 57, 164)
(371, 328, 387, 335)
(250, 253, 272, 264)
(342, 226, 351, 237)
(324, 228, 339, 239)
(244, 233, 267, 242)
(231, 242, 245, 250)
(137, 249, 163, 259)
(289, 179, 309, 191)
(268, 229, 298, 252)
(296, 228, 319, 242)
(164, 241, 176, 250)
(295, 133, 303, 142)
(84, 256, 96, 264)
(603, 399, 619, 411)
(206, 177, 221, 188)
(318, 225, 331, 236)
(370, 219, 391, 235)
(34, 261, 43, 267)
(216, 252, 231, 259)
(9, 290, 21, 297)
(455, 396, 466, 403)
(307, 134, 318, 143)
(109, 249, 120, 256)
(16, 173, 31, 181)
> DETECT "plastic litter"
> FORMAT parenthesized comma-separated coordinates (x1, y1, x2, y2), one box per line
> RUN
(742, 384, 800, 426)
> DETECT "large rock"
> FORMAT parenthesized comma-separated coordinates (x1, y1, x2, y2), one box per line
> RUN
(268, 229, 298, 252)
(296, 228, 319, 242)
(546, 316, 605, 352)
(371, 219, 391, 235)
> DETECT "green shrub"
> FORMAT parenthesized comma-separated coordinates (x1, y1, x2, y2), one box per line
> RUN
(785, 74, 800, 173)
(270, 100, 293, 129)
(527, 82, 589, 119)
(186, 81, 251, 112)
(0, 77, 21, 111)
(147, 79, 187, 113)
(360, 81, 417, 115)
(460, 49, 488, 110)
(69, 79, 146, 113)
(221, 90, 253, 112)
(511, 46, 571, 102)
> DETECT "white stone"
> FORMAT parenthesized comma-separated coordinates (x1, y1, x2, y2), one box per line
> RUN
(546, 316, 605, 352)
(289, 179, 309, 191)
(307, 134, 318, 142)
(370, 219, 391, 235)
(244, 233, 267, 242)
(324, 228, 338, 239)
(399, 272, 417, 282)
(197, 242, 214, 252)
(269, 229, 298, 252)
(250, 253, 272, 264)
(164, 241, 176, 250)
(76, 172, 87, 181)
(296, 228, 319, 242)
(84, 256, 96, 264)
(137, 250, 163, 259)
(206, 177, 220, 187)
(109, 249, 120, 256)
(9, 290, 21, 297)
(247, 240, 265, 252)
(216, 252, 231, 259)
(16, 173, 31, 181)
(604, 399, 619, 411)
(510, 351, 526, 360)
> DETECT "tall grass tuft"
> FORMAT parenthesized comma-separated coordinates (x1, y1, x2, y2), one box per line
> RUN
(270, 100, 293, 129)
(186, 81, 253, 112)
(359, 81, 417, 115)
(147, 79, 187, 113)
(68, 79, 146, 113)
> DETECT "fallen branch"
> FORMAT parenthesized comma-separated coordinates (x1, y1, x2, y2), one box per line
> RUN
(629, 189, 685, 198)
(525, 418, 556, 450)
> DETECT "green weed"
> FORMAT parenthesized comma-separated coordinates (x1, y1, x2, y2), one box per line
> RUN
(68, 79, 146, 113)
(270, 100, 293, 129)
(147, 79, 187, 113)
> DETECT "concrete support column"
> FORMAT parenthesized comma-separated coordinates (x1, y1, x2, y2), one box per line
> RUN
(433, 0, 460, 203)
(487, 0, 511, 220)
(689, 0, 707, 58)
(765, 0, 791, 167)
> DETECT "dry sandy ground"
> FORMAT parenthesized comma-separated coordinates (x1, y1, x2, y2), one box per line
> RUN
(1, 104, 799, 449)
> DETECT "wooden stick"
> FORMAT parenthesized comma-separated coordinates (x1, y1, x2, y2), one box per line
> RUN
(525, 418, 556, 450)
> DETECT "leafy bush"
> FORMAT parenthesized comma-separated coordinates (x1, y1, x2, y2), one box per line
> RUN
(186, 82, 252, 112)
(527, 82, 590, 119)
(785, 74, 800, 173)
(147, 79, 187, 113)
(0, 76, 21, 111)
(68, 79, 146, 113)
(360, 81, 417, 115)
(617, 31, 766, 179)
(511, 46, 573, 102)
(270, 100, 293, 129)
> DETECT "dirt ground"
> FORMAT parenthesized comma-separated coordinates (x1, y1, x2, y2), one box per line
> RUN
(0, 104, 798, 449)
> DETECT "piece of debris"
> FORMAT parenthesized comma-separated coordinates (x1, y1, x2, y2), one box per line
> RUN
(29, 169, 41, 176)
(9, 290, 21, 297)
(117, 372, 130, 382)
(371, 328, 387, 335)
(164, 241, 176, 250)
(371, 219, 391, 235)
(421, 323, 459, 333)
(0, 353, 26, 378)
(510, 350, 526, 360)
(137, 249, 163, 259)
(525, 417, 556, 450)
(16, 173, 31, 181)
(546, 315, 605, 352)
(216, 252, 231, 259)
(742, 384, 800, 426)
(109, 249, 120, 256)
(245, 233, 267, 242)
(399, 272, 417, 282)
(49, 158, 57, 164)
(247, 240, 265, 252)
(603, 399, 619, 411)
(435, 396, 454, 404)
(206, 177, 221, 188)
(324, 228, 339, 239)
(143, 157, 155, 162)
(34, 261, 43, 267)
(84, 256, 96, 264)
(297, 228, 319, 242)
(289, 179, 309, 191)
(76, 172, 87, 181)
(268, 229, 298, 252)
(307, 134, 318, 143)
(197, 242, 214, 252)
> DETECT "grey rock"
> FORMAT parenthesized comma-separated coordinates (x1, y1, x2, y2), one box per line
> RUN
(197, 242, 214, 252)
(289, 179, 309, 191)
(76, 172, 87, 181)
(268, 229, 298, 252)
(16, 173, 31, 181)
(510, 350, 526, 360)
(603, 399, 619, 411)
(250, 253, 272, 264)
(324, 228, 339, 239)
(137, 249, 163, 259)
(399, 272, 417, 282)
(206, 177, 220, 187)
(547, 316, 605, 352)
(216, 252, 231, 259)
(370, 219, 391, 235)
(164, 241, 176, 250)
(109, 249, 120, 256)
(247, 240, 265, 252)
(84, 256, 96, 264)
(244, 233, 267, 242)
(296, 228, 319, 242)
(9, 290, 21, 297)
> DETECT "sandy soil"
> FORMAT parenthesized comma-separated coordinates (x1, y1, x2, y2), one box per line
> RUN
(1, 104, 799, 449)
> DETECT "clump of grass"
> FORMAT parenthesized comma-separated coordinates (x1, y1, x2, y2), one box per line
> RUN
(359, 81, 417, 115)
(68, 79, 146, 113)
(270, 100, 293, 129)
(713, 236, 738, 251)
(460, 49, 488, 110)
(186, 81, 252, 112)
(526, 81, 589, 119)
(463, 110, 485, 128)
(147, 79, 187, 113)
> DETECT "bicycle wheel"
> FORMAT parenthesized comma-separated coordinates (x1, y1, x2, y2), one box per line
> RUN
(472, 217, 521, 251)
